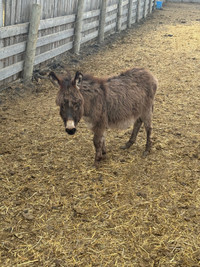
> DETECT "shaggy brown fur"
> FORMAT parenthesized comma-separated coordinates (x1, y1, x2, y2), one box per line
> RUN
(49, 68, 157, 165)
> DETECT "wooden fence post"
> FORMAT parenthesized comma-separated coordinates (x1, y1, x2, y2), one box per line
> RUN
(153, 0, 156, 10)
(0, 0, 3, 27)
(149, 0, 153, 13)
(98, 0, 107, 44)
(136, 0, 141, 23)
(0, 0, 3, 74)
(74, 0, 85, 54)
(23, 4, 41, 83)
(128, 0, 133, 28)
(117, 0, 123, 32)
(144, 0, 148, 18)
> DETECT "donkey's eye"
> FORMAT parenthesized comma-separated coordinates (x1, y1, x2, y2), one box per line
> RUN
(73, 102, 80, 109)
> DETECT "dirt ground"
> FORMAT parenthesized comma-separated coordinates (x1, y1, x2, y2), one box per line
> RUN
(0, 2, 200, 266)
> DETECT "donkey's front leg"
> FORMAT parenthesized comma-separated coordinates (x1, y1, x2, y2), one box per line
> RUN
(93, 132, 105, 164)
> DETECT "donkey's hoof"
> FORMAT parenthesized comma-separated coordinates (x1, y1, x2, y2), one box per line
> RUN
(94, 160, 101, 169)
(142, 150, 150, 157)
(120, 142, 133, 150)
(102, 153, 107, 159)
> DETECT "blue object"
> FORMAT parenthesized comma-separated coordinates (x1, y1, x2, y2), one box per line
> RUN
(156, 1, 163, 9)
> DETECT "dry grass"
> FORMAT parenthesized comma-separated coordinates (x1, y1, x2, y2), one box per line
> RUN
(0, 3, 200, 266)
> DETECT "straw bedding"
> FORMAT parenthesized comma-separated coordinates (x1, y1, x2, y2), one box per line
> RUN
(0, 3, 199, 266)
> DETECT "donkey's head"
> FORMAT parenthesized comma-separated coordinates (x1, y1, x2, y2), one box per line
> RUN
(49, 71, 84, 135)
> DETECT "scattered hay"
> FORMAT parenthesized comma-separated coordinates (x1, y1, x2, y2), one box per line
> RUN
(0, 3, 200, 266)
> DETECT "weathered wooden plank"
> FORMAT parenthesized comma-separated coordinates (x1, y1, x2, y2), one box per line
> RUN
(104, 22, 116, 33)
(5, 0, 11, 26)
(131, 7, 137, 16)
(34, 41, 73, 65)
(1, 1, 122, 29)
(15, 0, 22, 24)
(20, 0, 31, 23)
(0, 36, 74, 81)
(132, 1, 138, 8)
(106, 4, 117, 13)
(0, 61, 24, 81)
(0, 15, 75, 39)
(11, 0, 16, 25)
(0, 42, 26, 60)
(121, 17, 128, 25)
(131, 15, 137, 24)
(0, 23, 29, 39)
(84, 0, 101, 12)
(121, 24, 127, 31)
(105, 13, 117, 23)
(0, 36, 73, 81)
(0, 26, 74, 61)
(81, 30, 98, 44)
(37, 28, 74, 47)
(82, 20, 99, 32)
(54, 0, 58, 17)
(122, 8, 128, 15)
(122, 0, 129, 6)
(83, 9, 100, 19)
(122, 16, 128, 23)
(39, 15, 75, 30)
(0, 4, 119, 39)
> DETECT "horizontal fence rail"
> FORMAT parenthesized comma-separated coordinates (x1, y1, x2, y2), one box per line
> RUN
(0, 0, 156, 86)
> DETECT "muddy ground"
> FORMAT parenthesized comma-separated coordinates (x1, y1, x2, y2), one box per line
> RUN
(0, 2, 200, 266)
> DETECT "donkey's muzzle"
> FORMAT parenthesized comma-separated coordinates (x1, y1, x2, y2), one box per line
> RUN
(66, 119, 76, 135)
(66, 128, 76, 135)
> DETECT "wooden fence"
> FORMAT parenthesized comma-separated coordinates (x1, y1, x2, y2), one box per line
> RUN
(0, 0, 156, 87)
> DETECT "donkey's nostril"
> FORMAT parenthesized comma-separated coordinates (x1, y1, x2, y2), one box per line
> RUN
(66, 128, 76, 135)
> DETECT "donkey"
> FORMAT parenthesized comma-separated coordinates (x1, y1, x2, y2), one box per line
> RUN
(49, 68, 157, 165)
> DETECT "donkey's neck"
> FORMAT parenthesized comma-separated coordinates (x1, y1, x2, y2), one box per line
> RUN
(80, 78, 107, 118)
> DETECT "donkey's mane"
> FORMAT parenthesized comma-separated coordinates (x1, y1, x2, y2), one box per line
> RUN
(82, 74, 108, 96)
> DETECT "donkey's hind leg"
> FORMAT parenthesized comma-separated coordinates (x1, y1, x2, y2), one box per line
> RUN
(121, 118, 143, 149)
(143, 116, 152, 157)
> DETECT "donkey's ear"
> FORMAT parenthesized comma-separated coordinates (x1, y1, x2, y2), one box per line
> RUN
(49, 71, 61, 87)
(74, 71, 83, 88)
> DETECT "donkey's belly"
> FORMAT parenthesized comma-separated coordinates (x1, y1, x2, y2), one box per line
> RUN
(108, 116, 136, 130)
(83, 116, 136, 131)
